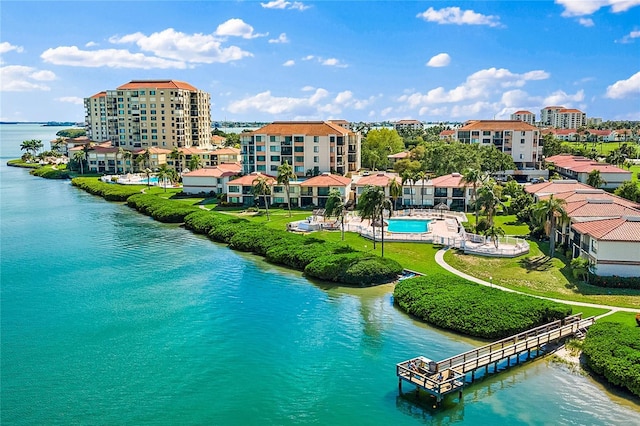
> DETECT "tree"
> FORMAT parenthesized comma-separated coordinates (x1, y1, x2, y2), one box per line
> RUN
(361, 128, 405, 171)
(324, 189, 345, 240)
(252, 175, 272, 221)
(389, 177, 402, 210)
(461, 168, 483, 228)
(401, 171, 415, 208)
(52, 137, 66, 153)
(586, 169, 606, 188)
(122, 150, 133, 174)
(73, 150, 86, 174)
(475, 181, 503, 226)
(358, 185, 393, 256)
(156, 163, 172, 192)
(117, 147, 125, 174)
(277, 161, 296, 217)
(188, 155, 202, 172)
(20, 139, 43, 158)
(571, 257, 590, 282)
(169, 147, 182, 171)
(484, 225, 505, 249)
(533, 194, 568, 258)
(136, 148, 151, 172)
(614, 181, 640, 202)
(415, 171, 427, 207)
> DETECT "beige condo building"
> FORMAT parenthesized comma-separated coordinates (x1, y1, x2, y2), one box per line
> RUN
(84, 80, 211, 150)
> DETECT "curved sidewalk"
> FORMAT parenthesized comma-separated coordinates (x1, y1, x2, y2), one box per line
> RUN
(435, 249, 639, 318)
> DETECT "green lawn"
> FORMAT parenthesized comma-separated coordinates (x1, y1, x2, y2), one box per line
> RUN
(444, 241, 640, 309)
(597, 311, 640, 327)
(465, 213, 530, 236)
(568, 305, 610, 319)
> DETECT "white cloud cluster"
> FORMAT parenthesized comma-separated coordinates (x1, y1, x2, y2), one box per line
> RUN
(283, 59, 295, 66)
(605, 71, 640, 98)
(426, 53, 451, 67)
(261, 0, 310, 11)
(619, 30, 640, 43)
(269, 33, 289, 44)
(0, 42, 24, 54)
(578, 18, 595, 27)
(300, 55, 347, 67)
(56, 96, 84, 105)
(0, 65, 56, 92)
(226, 88, 373, 118)
(556, 0, 640, 16)
(417, 7, 502, 27)
(42, 25, 257, 69)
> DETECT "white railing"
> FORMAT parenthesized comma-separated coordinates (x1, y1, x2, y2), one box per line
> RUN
(393, 208, 468, 223)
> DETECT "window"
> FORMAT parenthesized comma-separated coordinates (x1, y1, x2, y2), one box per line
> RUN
(270, 155, 280, 162)
(313, 136, 319, 143)
(150, 90, 156, 95)
(256, 146, 265, 152)
(295, 156, 304, 162)
(270, 136, 277, 142)
(295, 166, 304, 173)
(270, 146, 280, 152)
(521, 139, 525, 144)
(313, 156, 319, 163)
(295, 136, 304, 143)
(270, 165, 279, 172)
(257, 165, 266, 171)
(294, 146, 304, 152)
(257, 155, 265, 161)
(255, 136, 262, 142)
(313, 146, 319, 153)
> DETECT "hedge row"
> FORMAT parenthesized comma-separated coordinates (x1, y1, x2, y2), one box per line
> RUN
(71, 177, 143, 201)
(589, 275, 640, 290)
(127, 193, 200, 223)
(30, 166, 70, 179)
(582, 322, 640, 397)
(393, 273, 572, 339)
(183, 210, 402, 285)
(7, 159, 40, 169)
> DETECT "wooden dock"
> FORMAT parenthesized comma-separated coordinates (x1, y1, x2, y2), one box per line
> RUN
(396, 314, 595, 405)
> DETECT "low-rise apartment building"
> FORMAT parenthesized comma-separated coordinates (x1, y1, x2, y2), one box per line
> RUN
(510, 110, 535, 125)
(394, 119, 423, 133)
(545, 154, 632, 189)
(182, 163, 242, 195)
(241, 121, 361, 178)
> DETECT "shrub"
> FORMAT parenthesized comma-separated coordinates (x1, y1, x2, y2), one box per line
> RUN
(589, 275, 640, 290)
(305, 253, 402, 285)
(72, 177, 142, 201)
(582, 322, 640, 397)
(393, 273, 571, 339)
(31, 166, 70, 179)
(126, 194, 199, 223)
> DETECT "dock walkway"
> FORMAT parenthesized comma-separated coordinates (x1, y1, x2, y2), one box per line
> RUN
(396, 314, 595, 404)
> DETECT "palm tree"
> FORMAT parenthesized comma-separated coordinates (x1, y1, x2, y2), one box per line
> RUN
(52, 137, 66, 154)
(401, 171, 415, 209)
(73, 150, 86, 174)
(475, 181, 503, 227)
(20, 139, 43, 159)
(484, 225, 505, 249)
(122, 150, 133, 173)
(416, 171, 426, 206)
(461, 168, 483, 229)
(586, 169, 606, 188)
(533, 194, 568, 258)
(117, 147, 125, 174)
(169, 146, 181, 170)
(156, 163, 172, 192)
(252, 175, 272, 221)
(188, 155, 202, 172)
(277, 161, 296, 217)
(389, 177, 402, 211)
(357, 185, 392, 256)
(324, 189, 345, 240)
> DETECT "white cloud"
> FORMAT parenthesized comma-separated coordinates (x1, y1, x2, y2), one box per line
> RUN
(85, 41, 98, 48)
(543, 89, 585, 105)
(0, 65, 56, 91)
(322, 58, 348, 68)
(426, 53, 451, 67)
(397, 67, 550, 107)
(56, 96, 84, 105)
(283, 59, 295, 66)
(0, 42, 24, 54)
(261, 0, 310, 11)
(42, 46, 189, 69)
(556, 0, 640, 16)
(302, 55, 315, 61)
(619, 30, 640, 43)
(269, 33, 289, 44)
(103, 27, 253, 65)
(605, 71, 640, 98)
(417, 7, 502, 27)
(226, 88, 372, 118)
(215, 19, 266, 39)
(578, 18, 595, 27)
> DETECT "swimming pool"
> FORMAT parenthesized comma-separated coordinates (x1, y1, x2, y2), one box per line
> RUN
(386, 218, 431, 233)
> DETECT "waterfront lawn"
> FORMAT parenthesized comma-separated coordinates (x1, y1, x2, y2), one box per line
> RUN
(567, 305, 610, 318)
(7, 159, 40, 169)
(444, 241, 640, 309)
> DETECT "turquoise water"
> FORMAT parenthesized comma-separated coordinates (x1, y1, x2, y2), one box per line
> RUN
(1, 125, 639, 424)
(387, 219, 431, 233)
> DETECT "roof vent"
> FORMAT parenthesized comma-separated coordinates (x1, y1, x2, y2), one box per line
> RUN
(575, 189, 604, 194)
(377, 173, 386, 177)
(624, 216, 640, 222)
(321, 172, 331, 176)
(451, 172, 461, 177)
(556, 180, 578, 184)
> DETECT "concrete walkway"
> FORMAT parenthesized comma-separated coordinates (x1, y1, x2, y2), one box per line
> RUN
(435, 249, 639, 318)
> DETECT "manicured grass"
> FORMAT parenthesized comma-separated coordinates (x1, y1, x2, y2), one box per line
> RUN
(465, 213, 530, 236)
(568, 305, 610, 319)
(597, 311, 640, 328)
(444, 241, 640, 309)
(628, 164, 640, 183)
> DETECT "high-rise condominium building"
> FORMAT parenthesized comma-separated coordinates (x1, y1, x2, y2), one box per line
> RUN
(540, 106, 586, 129)
(510, 110, 535, 125)
(84, 80, 211, 150)
(240, 121, 361, 177)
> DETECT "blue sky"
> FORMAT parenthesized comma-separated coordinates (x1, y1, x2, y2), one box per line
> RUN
(1, 1, 639, 123)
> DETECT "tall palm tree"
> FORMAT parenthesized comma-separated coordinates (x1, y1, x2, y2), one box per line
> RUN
(117, 147, 125, 174)
(461, 169, 483, 229)
(73, 150, 86, 174)
(252, 175, 272, 221)
(188, 155, 202, 171)
(123, 150, 133, 173)
(416, 170, 426, 206)
(484, 225, 505, 249)
(357, 185, 392, 256)
(401, 171, 415, 208)
(156, 163, 172, 192)
(169, 146, 181, 170)
(324, 188, 345, 240)
(533, 194, 568, 258)
(475, 181, 503, 227)
(389, 177, 402, 211)
(277, 161, 296, 217)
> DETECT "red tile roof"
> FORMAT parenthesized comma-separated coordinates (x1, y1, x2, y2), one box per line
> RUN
(439, 130, 455, 136)
(300, 173, 351, 187)
(525, 180, 593, 195)
(229, 172, 276, 186)
(90, 91, 107, 98)
(388, 151, 410, 159)
(546, 155, 629, 174)
(513, 110, 533, 114)
(565, 199, 640, 218)
(572, 217, 640, 242)
(132, 147, 171, 154)
(250, 121, 355, 136)
(396, 119, 422, 124)
(558, 108, 583, 113)
(179, 147, 210, 155)
(117, 80, 198, 91)
(458, 120, 538, 131)
(211, 147, 240, 156)
(183, 166, 239, 178)
(431, 173, 465, 188)
(355, 172, 400, 187)
(541, 189, 640, 209)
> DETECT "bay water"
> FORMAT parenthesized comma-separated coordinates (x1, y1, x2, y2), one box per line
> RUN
(1, 124, 638, 424)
